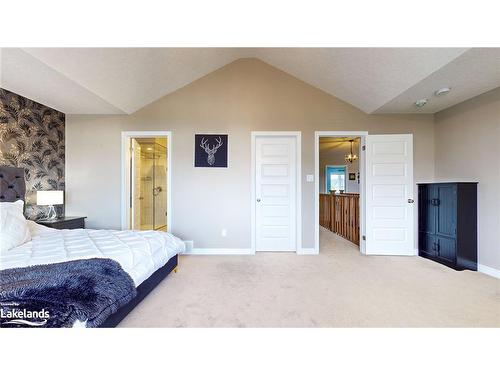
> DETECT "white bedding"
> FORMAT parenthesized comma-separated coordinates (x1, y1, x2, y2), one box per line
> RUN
(0, 221, 185, 286)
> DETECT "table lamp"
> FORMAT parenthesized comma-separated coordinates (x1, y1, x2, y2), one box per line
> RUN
(37, 190, 64, 220)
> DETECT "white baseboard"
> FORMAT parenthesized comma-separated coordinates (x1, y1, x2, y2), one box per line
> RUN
(183, 248, 319, 255)
(183, 248, 254, 255)
(297, 247, 318, 255)
(478, 264, 500, 279)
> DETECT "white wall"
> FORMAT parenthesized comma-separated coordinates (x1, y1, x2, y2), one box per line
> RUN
(65, 58, 435, 250)
(319, 138, 360, 193)
(434, 87, 500, 271)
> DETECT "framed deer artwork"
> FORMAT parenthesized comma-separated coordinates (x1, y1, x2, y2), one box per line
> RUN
(194, 134, 228, 167)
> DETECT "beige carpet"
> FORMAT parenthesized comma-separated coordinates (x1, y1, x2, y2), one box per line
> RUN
(119, 227, 500, 327)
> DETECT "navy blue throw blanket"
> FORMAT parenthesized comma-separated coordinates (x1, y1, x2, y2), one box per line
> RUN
(0, 258, 137, 328)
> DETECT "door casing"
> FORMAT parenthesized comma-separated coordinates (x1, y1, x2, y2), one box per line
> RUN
(251, 131, 302, 254)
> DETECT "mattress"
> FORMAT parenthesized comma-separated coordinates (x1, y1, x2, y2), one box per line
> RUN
(0, 221, 185, 286)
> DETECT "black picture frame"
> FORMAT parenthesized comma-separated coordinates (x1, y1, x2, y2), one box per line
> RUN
(194, 134, 228, 167)
(349, 172, 356, 180)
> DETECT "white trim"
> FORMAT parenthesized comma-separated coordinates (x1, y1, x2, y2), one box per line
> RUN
(121, 131, 172, 232)
(251, 133, 256, 253)
(315, 131, 369, 137)
(478, 264, 500, 279)
(183, 248, 254, 255)
(297, 248, 316, 255)
(314, 131, 368, 255)
(251, 131, 302, 254)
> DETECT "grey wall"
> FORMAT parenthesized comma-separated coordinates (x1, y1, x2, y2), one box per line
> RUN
(434, 87, 500, 271)
(65, 58, 435, 249)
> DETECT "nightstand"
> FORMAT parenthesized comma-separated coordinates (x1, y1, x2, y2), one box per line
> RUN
(36, 216, 87, 230)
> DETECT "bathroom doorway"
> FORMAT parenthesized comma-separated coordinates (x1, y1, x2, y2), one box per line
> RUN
(131, 137, 167, 231)
(121, 131, 172, 232)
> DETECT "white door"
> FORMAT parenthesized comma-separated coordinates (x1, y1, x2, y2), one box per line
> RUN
(365, 134, 414, 255)
(255, 136, 297, 251)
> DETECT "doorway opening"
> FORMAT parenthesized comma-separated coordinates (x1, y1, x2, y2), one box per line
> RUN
(315, 131, 367, 255)
(318, 136, 362, 252)
(121, 131, 172, 232)
(131, 138, 167, 231)
(315, 132, 416, 256)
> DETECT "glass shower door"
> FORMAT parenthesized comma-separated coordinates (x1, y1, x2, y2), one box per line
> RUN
(152, 140, 167, 231)
(130, 137, 168, 231)
(131, 139, 143, 231)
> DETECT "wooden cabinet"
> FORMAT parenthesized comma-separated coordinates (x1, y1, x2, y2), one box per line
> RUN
(418, 183, 477, 271)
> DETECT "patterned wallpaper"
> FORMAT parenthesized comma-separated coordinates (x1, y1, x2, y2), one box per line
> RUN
(0, 88, 65, 219)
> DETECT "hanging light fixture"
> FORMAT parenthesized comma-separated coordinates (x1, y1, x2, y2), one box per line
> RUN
(345, 139, 358, 163)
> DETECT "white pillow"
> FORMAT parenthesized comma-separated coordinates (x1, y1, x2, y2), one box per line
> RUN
(0, 200, 31, 253)
(27, 219, 57, 237)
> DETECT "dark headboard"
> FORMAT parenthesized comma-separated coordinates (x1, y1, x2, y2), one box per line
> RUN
(0, 166, 26, 203)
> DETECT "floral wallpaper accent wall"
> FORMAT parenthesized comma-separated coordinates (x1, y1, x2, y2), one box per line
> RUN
(0, 88, 65, 219)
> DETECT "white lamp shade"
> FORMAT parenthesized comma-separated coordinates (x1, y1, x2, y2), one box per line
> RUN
(37, 190, 64, 205)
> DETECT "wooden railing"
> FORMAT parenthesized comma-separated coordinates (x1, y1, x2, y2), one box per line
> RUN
(319, 193, 360, 245)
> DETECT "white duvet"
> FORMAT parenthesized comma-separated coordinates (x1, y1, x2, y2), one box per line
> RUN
(0, 221, 185, 286)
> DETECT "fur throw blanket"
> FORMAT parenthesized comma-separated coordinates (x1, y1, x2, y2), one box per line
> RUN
(0, 258, 137, 328)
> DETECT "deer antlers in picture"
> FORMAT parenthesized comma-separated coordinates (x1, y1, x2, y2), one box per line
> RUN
(200, 137, 223, 166)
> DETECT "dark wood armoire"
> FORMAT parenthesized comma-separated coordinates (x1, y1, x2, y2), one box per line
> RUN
(418, 182, 478, 271)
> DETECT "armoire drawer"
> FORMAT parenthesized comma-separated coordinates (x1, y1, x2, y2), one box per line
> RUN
(418, 232, 436, 257)
(435, 236, 456, 263)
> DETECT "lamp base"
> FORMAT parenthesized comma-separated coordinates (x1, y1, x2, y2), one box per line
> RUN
(45, 205, 58, 220)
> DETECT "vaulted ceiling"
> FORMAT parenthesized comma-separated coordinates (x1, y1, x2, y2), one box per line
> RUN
(1, 47, 498, 115)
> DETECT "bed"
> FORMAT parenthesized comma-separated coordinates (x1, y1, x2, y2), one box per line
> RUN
(0, 166, 184, 328)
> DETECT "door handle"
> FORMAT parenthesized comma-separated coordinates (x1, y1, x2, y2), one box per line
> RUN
(256, 198, 261, 202)
(407, 199, 414, 203)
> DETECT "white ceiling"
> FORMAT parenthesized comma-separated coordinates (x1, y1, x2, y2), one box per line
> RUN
(375, 48, 500, 113)
(254, 48, 468, 113)
(1, 47, 498, 115)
